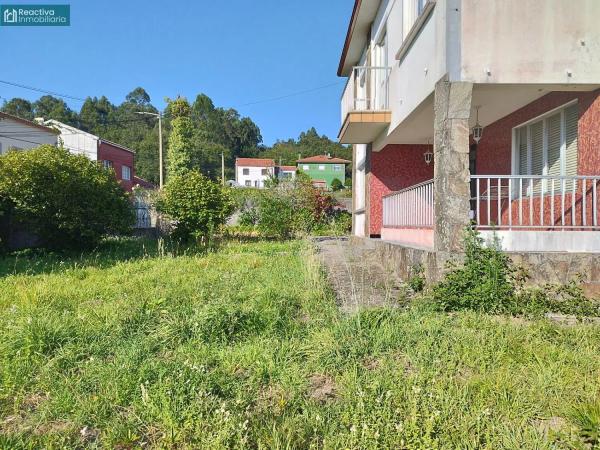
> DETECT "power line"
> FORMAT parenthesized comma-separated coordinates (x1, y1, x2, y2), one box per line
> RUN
(0, 79, 87, 102)
(236, 81, 345, 107)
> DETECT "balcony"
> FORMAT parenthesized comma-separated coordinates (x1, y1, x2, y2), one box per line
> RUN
(339, 66, 391, 144)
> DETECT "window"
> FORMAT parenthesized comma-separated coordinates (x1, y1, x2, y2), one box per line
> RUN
(334, 165, 342, 171)
(261, 168, 268, 176)
(122, 165, 131, 181)
(515, 102, 578, 193)
(102, 160, 114, 169)
(243, 168, 249, 175)
(245, 180, 251, 187)
(302, 165, 309, 171)
(318, 165, 325, 171)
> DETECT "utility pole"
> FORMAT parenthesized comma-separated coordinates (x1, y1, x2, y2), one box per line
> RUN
(221, 152, 225, 186)
(136, 111, 164, 188)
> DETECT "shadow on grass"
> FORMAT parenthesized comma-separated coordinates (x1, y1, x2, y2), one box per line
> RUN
(0, 236, 216, 278)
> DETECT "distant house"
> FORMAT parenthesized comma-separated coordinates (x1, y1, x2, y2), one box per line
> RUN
(235, 158, 276, 188)
(0, 112, 58, 154)
(297, 154, 350, 189)
(44, 120, 137, 192)
(277, 165, 297, 181)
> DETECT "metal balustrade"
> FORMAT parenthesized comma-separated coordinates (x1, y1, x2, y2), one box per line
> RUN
(471, 175, 600, 230)
(341, 66, 391, 125)
(382, 179, 434, 228)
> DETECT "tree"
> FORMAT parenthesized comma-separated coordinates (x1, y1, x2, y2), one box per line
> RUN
(166, 97, 194, 178)
(0, 145, 133, 249)
(156, 171, 234, 241)
(32, 95, 78, 125)
(79, 96, 115, 133)
(125, 87, 151, 106)
(1, 98, 34, 120)
(331, 178, 344, 191)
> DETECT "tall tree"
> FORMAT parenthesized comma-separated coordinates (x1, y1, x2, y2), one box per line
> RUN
(166, 97, 194, 179)
(79, 96, 115, 133)
(1, 98, 34, 120)
(33, 95, 78, 125)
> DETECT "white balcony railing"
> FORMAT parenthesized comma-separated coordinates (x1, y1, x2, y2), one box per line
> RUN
(471, 175, 600, 230)
(383, 179, 434, 228)
(341, 66, 391, 125)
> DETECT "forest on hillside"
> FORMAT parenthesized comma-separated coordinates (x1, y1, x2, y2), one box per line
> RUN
(1, 88, 351, 183)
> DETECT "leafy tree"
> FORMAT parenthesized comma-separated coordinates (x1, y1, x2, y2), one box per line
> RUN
(166, 97, 194, 178)
(125, 87, 151, 106)
(331, 178, 344, 191)
(0, 145, 133, 249)
(79, 96, 115, 133)
(33, 95, 78, 125)
(1, 98, 34, 120)
(156, 171, 234, 241)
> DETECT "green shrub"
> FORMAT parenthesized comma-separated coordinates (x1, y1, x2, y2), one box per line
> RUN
(432, 229, 517, 314)
(431, 228, 600, 317)
(331, 178, 344, 191)
(157, 170, 234, 241)
(0, 145, 133, 250)
(408, 265, 425, 293)
(257, 192, 295, 239)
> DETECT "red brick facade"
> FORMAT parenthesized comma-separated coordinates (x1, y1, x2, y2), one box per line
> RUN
(97, 141, 135, 192)
(369, 144, 434, 235)
(368, 90, 600, 235)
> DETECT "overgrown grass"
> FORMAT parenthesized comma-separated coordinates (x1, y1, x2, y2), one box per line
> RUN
(0, 238, 599, 448)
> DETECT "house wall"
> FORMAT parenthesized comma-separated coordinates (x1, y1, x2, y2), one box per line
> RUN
(0, 117, 57, 154)
(369, 144, 434, 235)
(297, 163, 346, 188)
(98, 141, 135, 191)
(52, 122, 98, 161)
(235, 166, 274, 188)
(475, 90, 600, 229)
(461, 0, 600, 85)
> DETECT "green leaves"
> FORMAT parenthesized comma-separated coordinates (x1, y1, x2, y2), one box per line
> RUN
(0, 145, 134, 250)
(156, 171, 234, 242)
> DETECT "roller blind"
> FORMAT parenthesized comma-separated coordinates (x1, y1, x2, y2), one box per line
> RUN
(515, 102, 579, 195)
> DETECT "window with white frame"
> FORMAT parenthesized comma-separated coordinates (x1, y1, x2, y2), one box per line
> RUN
(318, 165, 325, 171)
(261, 168, 268, 176)
(245, 180, 251, 187)
(333, 165, 342, 171)
(302, 165, 309, 171)
(122, 165, 131, 181)
(102, 160, 114, 169)
(243, 168, 249, 175)
(514, 102, 578, 193)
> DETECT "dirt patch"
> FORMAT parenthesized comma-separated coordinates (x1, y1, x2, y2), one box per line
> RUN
(255, 385, 289, 415)
(533, 416, 568, 435)
(362, 356, 381, 371)
(308, 374, 337, 404)
(33, 420, 75, 436)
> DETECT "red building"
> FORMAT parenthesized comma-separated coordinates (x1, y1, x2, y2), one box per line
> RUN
(97, 139, 136, 191)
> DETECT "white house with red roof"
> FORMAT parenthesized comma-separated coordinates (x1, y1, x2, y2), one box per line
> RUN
(235, 158, 276, 188)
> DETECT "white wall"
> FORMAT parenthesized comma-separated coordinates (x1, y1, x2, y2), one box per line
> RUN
(460, 0, 600, 84)
(0, 117, 57, 154)
(46, 120, 98, 161)
(235, 166, 274, 188)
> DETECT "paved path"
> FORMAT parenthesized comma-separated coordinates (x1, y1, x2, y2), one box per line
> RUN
(312, 236, 406, 313)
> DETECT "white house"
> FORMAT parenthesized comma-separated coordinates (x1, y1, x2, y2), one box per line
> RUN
(235, 158, 276, 188)
(339, 0, 600, 254)
(43, 119, 98, 161)
(0, 112, 58, 154)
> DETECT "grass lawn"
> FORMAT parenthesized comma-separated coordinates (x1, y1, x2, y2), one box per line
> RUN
(0, 238, 599, 448)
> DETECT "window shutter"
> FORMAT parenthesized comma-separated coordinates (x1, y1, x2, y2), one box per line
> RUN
(565, 104, 578, 177)
(547, 113, 562, 177)
(518, 127, 528, 175)
(530, 121, 544, 193)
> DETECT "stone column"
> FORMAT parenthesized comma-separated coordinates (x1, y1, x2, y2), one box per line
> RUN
(433, 78, 473, 254)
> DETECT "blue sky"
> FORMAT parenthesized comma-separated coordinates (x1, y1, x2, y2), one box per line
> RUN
(0, 0, 351, 145)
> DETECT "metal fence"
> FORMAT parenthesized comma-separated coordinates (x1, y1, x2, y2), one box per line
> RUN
(382, 179, 434, 228)
(471, 175, 600, 229)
